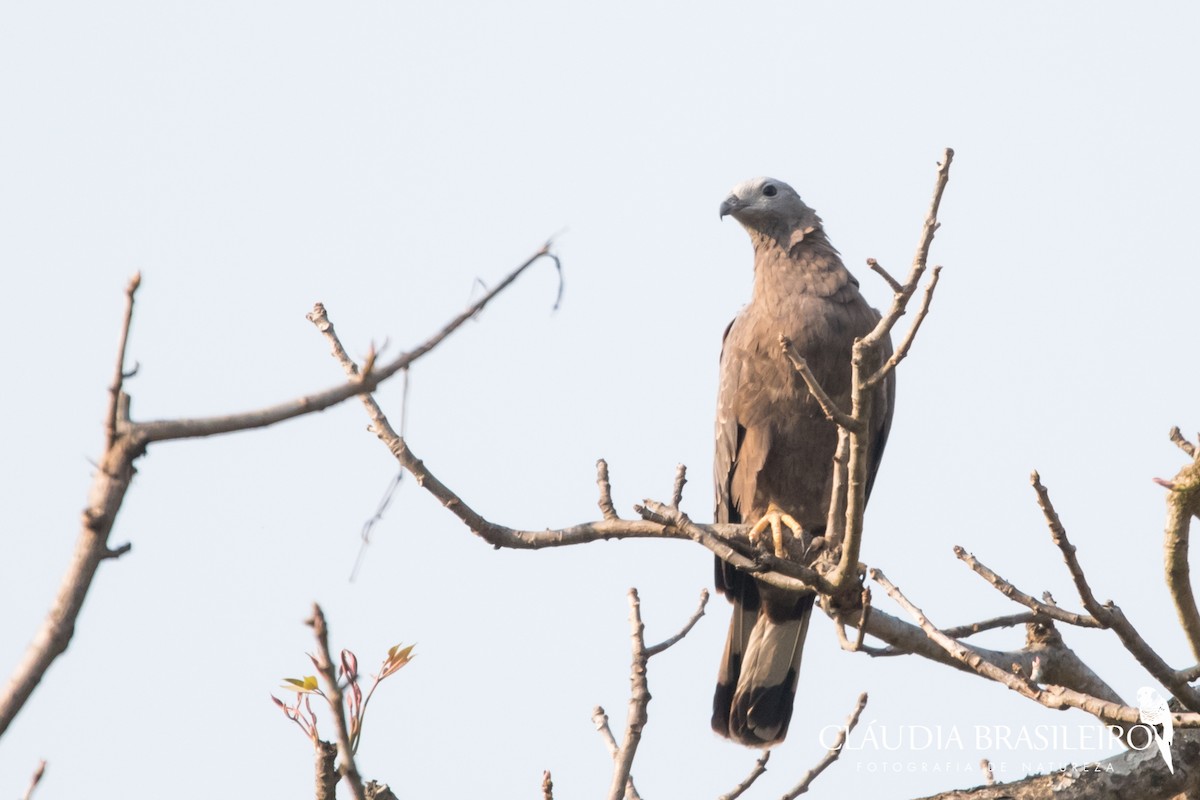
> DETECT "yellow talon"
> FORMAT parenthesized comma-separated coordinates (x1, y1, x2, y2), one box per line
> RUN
(748, 502, 805, 558)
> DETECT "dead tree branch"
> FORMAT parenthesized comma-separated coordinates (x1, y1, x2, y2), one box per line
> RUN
(780, 692, 868, 799)
(603, 588, 708, 800)
(0, 243, 556, 740)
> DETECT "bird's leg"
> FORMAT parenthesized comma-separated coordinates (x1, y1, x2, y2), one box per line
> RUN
(748, 502, 805, 559)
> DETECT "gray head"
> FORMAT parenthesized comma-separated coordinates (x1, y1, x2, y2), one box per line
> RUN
(719, 177, 820, 242)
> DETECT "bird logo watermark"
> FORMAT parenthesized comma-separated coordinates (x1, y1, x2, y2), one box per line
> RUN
(1136, 687, 1174, 774)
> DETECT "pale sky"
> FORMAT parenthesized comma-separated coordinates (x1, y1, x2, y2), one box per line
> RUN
(2, 2, 1199, 798)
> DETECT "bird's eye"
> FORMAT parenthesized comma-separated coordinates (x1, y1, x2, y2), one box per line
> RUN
(762, 184, 777, 197)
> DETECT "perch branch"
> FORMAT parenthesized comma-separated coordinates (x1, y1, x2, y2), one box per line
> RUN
(870, 568, 1200, 729)
(21, 759, 46, 800)
(104, 273, 139, 448)
(779, 337, 860, 431)
(1169, 425, 1196, 458)
(670, 463, 688, 509)
(954, 545, 1102, 628)
(597, 459, 619, 520)
(645, 589, 708, 656)
(866, 258, 902, 292)
(823, 148, 953, 593)
(606, 589, 651, 800)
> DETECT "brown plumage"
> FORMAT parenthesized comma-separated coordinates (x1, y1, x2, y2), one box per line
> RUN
(712, 177, 894, 747)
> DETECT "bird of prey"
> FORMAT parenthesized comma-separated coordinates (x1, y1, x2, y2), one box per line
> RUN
(712, 177, 894, 747)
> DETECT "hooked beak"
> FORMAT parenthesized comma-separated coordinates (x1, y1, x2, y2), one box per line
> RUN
(719, 194, 744, 220)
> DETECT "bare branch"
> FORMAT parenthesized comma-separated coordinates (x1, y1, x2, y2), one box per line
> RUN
(867, 258, 902, 292)
(105, 273, 140, 448)
(133, 244, 558, 444)
(21, 759, 46, 800)
(645, 588, 709, 656)
(780, 336, 860, 431)
(823, 149, 954, 593)
(869, 265, 942, 385)
(717, 750, 770, 800)
(780, 692, 868, 798)
(596, 459, 619, 520)
(308, 604, 365, 800)
(940, 612, 1042, 639)
(1033, 472, 1200, 710)
(869, 567, 1200, 729)
(954, 545, 1102, 628)
(590, 707, 642, 800)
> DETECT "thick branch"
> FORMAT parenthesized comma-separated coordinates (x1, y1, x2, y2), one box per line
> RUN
(823, 148, 953, 592)
(135, 244, 559, 444)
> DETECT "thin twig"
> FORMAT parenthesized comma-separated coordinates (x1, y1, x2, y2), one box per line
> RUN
(351, 368, 410, 582)
(779, 336, 860, 431)
(597, 459, 619, 520)
(823, 148, 954, 593)
(591, 707, 641, 800)
(780, 692, 868, 798)
(645, 588, 709, 656)
(867, 258, 903, 292)
(717, 750, 770, 800)
(954, 545, 1102, 628)
(308, 604, 366, 800)
(21, 759, 46, 800)
(1033, 472, 1200, 710)
(105, 273, 140, 448)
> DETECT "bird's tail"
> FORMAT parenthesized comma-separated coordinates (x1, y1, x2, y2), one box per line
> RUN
(713, 592, 814, 747)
